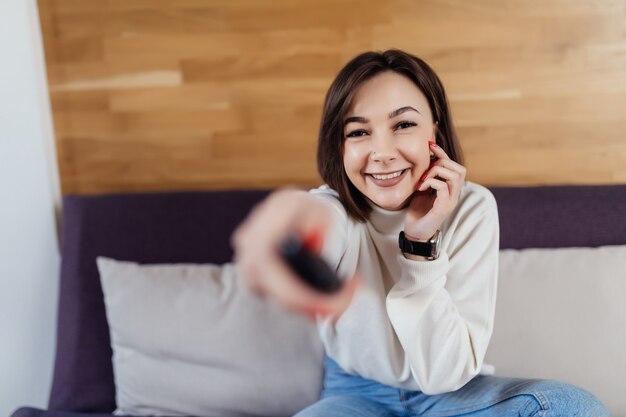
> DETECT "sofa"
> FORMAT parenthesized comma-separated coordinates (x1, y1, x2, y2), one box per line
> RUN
(10, 184, 626, 417)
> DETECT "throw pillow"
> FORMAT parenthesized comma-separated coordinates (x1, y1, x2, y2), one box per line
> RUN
(486, 245, 626, 415)
(96, 257, 324, 417)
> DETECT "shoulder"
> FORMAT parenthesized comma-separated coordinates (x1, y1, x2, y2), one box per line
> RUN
(443, 181, 499, 239)
(308, 184, 340, 199)
(308, 184, 349, 221)
(443, 181, 500, 259)
(457, 181, 498, 219)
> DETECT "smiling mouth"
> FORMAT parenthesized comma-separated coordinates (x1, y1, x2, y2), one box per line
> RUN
(368, 169, 408, 180)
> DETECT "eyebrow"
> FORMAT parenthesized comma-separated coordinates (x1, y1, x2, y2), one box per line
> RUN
(343, 106, 421, 126)
(389, 106, 421, 119)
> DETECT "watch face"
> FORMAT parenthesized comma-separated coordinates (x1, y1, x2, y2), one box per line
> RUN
(430, 230, 441, 259)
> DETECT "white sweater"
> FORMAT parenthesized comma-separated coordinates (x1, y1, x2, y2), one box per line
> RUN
(309, 180, 499, 395)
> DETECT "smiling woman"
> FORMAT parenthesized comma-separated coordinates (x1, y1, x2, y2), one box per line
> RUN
(232, 49, 610, 417)
(317, 52, 464, 224)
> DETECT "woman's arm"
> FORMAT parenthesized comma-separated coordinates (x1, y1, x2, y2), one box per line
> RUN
(386, 187, 499, 394)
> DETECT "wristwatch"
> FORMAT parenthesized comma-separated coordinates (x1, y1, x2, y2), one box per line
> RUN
(398, 230, 442, 260)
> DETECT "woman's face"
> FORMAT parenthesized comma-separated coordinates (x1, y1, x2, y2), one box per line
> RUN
(342, 71, 436, 211)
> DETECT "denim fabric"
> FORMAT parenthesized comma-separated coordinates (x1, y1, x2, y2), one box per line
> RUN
(294, 357, 609, 417)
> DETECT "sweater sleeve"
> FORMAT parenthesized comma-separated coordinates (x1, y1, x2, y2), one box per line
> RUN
(385, 187, 499, 394)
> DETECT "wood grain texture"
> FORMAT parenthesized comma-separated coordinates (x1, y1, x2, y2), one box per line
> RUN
(37, 0, 626, 195)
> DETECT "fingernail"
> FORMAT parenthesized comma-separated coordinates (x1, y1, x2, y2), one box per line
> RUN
(302, 229, 324, 253)
(429, 140, 437, 147)
(302, 306, 324, 319)
(310, 304, 333, 315)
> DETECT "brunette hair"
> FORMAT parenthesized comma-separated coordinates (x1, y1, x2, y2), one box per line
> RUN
(317, 49, 464, 222)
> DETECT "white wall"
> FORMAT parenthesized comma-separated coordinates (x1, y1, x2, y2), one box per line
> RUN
(0, 0, 61, 415)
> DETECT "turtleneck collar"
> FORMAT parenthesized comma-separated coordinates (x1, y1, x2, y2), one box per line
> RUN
(368, 201, 407, 235)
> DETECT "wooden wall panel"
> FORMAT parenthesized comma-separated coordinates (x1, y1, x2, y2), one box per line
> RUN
(37, 0, 626, 195)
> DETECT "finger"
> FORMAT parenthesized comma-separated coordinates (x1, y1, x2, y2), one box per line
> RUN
(427, 164, 465, 199)
(294, 273, 358, 317)
(432, 158, 467, 177)
(421, 166, 460, 184)
(253, 250, 347, 313)
(266, 259, 358, 321)
(231, 218, 250, 250)
(246, 273, 265, 296)
(231, 200, 279, 250)
(236, 190, 307, 247)
(296, 212, 332, 254)
(429, 141, 451, 160)
(236, 254, 266, 297)
(418, 177, 450, 198)
(301, 228, 325, 253)
(417, 161, 437, 186)
(274, 196, 332, 254)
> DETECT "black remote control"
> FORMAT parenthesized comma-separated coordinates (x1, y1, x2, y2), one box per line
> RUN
(279, 234, 342, 293)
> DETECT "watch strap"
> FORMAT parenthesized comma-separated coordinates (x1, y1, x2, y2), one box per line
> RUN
(398, 231, 434, 257)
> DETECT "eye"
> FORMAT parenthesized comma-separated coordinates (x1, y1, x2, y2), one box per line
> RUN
(395, 121, 417, 130)
(346, 129, 369, 138)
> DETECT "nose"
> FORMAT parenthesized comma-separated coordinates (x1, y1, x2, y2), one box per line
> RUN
(370, 134, 397, 164)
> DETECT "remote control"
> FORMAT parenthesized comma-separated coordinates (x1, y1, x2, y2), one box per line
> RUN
(278, 233, 342, 293)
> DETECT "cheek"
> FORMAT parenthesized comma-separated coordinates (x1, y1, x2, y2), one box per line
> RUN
(343, 144, 366, 174)
(419, 147, 431, 165)
(399, 141, 428, 165)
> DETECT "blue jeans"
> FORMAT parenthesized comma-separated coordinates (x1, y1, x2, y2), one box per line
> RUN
(294, 357, 609, 417)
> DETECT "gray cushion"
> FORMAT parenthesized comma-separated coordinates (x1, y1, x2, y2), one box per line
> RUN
(96, 257, 324, 417)
(486, 245, 626, 416)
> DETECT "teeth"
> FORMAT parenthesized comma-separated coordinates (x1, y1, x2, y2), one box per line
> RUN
(371, 170, 404, 180)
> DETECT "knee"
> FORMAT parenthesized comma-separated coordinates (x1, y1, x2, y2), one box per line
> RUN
(528, 380, 609, 417)
(293, 395, 394, 417)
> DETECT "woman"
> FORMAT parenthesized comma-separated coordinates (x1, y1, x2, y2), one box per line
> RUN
(232, 50, 609, 417)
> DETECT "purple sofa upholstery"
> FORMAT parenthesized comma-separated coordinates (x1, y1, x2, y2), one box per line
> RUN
(10, 184, 626, 417)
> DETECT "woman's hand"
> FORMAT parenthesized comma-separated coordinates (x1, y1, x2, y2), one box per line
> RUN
(404, 141, 467, 241)
(231, 189, 360, 321)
